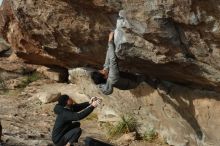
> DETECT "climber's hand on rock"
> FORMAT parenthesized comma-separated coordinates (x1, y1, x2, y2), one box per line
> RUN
(99, 69, 108, 79)
(108, 32, 114, 42)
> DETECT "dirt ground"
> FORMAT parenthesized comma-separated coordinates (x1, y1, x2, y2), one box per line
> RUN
(0, 76, 166, 146)
(0, 55, 165, 146)
(0, 79, 109, 146)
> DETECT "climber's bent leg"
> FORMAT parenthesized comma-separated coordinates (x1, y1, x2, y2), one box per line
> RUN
(103, 45, 110, 71)
(56, 128, 82, 146)
(107, 41, 120, 83)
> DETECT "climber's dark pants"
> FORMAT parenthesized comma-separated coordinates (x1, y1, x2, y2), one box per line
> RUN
(55, 127, 82, 146)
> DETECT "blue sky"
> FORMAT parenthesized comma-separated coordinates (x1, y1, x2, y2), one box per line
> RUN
(0, 0, 2, 6)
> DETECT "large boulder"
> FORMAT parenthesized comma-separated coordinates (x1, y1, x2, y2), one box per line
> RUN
(1, 0, 220, 90)
(69, 67, 220, 146)
(36, 91, 61, 104)
(0, 57, 37, 90)
(32, 83, 90, 104)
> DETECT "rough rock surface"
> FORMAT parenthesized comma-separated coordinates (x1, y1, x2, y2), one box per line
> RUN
(1, 0, 220, 90)
(0, 56, 37, 90)
(36, 66, 68, 82)
(36, 91, 61, 104)
(1, 0, 220, 146)
(0, 38, 10, 56)
(69, 68, 220, 146)
(116, 132, 137, 146)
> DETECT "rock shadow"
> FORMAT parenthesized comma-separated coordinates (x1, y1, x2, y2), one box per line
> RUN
(159, 84, 220, 140)
(116, 72, 156, 98)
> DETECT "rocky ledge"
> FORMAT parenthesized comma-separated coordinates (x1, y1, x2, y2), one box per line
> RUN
(1, 0, 220, 91)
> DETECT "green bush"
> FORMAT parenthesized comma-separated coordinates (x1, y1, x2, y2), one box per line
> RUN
(143, 128, 158, 142)
(107, 115, 137, 138)
(17, 72, 42, 88)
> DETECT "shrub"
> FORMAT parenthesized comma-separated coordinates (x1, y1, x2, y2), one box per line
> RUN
(143, 128, 158, 142)
(107, 115, 137, 138)
(17, 72, 42, 88)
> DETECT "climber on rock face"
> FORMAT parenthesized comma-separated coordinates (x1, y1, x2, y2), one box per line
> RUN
(91, 31, 145, 95)
(52, 95, 101, 146)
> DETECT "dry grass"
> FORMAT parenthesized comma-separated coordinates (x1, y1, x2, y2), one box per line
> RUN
(107, 115, 137, 138)
(143, 128, 158, 142)
(17, 72, 43, 88)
